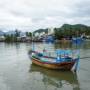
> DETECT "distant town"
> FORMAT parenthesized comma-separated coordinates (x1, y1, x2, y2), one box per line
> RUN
(0, 24, 90, 42)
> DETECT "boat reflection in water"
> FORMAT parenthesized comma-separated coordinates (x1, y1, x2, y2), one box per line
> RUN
(29, 64, 80, 90)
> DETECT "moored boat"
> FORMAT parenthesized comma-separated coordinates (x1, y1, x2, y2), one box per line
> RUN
(29, 33, 80, 71)
(29, 49, 79, 71)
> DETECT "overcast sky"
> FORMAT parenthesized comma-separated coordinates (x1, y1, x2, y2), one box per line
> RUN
(0, 0, 90, 31)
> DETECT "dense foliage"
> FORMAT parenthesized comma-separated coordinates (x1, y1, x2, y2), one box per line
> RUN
(4, 30, 21, 42)
(26, 32, 32, 37)
(4, 35, 17, 42)
(54, 24, 90, 40)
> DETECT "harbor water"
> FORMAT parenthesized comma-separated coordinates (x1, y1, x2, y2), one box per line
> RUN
(0, 41, 90, 90)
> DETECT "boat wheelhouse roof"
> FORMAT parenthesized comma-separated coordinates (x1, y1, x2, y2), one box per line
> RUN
(56, 49, 80, 55)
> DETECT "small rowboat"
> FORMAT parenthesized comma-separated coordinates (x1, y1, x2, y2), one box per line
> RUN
(29, 49, 79, 71)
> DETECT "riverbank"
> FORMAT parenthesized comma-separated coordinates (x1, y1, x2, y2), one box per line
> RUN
(0, 39, 90, 43)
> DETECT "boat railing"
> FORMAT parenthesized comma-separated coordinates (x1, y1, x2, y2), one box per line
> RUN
(55, 49, 80, 62)
(31, 49, 80, 63)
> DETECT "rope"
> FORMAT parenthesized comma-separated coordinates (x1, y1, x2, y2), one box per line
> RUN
(80, 56, 90, 59)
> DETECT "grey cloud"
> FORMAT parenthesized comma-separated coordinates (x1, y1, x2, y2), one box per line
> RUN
(0, 0, 90, 31)
(67, 0, 90, 18)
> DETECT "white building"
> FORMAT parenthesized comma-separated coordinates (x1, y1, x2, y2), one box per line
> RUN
(48, 27, 54, 35)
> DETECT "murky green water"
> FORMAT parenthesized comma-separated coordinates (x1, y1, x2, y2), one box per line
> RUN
(0, 41, 90, 90)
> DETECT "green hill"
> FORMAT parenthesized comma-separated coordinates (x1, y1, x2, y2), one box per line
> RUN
(54, 24, 90, 39)
(33, 24, 90, 39)
(33, 28, 48, 34)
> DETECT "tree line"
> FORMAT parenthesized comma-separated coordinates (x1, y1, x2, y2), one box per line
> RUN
(3, 24, 90, 42)
(4, 30, 32, 42)
(54, 24, 90, 40)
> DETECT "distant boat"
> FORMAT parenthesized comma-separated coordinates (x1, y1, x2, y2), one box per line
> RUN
(29, 49, 79, 71)
(72, 37, 84, 44)
(43, 35, 55, 43)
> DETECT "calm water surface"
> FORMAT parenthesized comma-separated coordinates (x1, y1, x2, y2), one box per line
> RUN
(0, 41, 90, 90)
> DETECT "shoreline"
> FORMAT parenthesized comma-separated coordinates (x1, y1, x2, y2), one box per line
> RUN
(0, 39, 90, 43)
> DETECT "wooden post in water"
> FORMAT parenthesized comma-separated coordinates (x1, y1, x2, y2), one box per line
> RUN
(32, 32, 35, 51)
(74, 50, 80, 72)
(74, 59, 79, 72)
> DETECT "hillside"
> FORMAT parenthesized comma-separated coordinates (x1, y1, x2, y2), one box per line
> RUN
(33, 28, 48, 34)
(54, 24, 90, 39)
(60, 24, 89, 31)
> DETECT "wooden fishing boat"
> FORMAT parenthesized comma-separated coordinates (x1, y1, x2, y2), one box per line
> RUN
(29, 50, 79, 71)
(31, 57, 76, 70)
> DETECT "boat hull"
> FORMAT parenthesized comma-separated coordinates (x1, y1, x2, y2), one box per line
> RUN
(31, 57, 75, 70)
